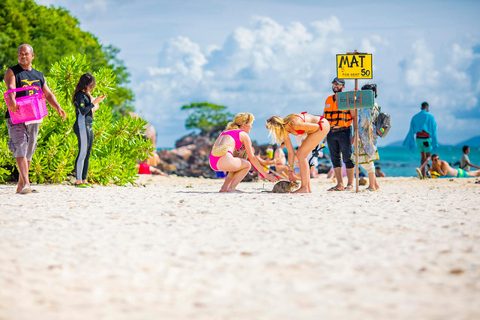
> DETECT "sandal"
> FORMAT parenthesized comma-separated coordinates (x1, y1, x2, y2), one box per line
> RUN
(344, 185, 354, 191)
(75, 183, 88, 188)
(327, 186, 344, 191)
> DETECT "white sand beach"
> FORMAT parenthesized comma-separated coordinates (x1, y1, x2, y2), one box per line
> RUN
(0, 176, 479, 320)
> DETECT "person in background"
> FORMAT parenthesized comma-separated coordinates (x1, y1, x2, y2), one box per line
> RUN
(323, 77, 356, 191)
(137, 152, 168, 176)
(4, 44, 67, 194)
(403, 101, 438, 179)
(375, 166, 386, 177)
(419, 154, 480, 178)
(209, 113, 277, 192)
(352, 83, 381, 191)
(460, 146, 479, 172)
(72, 73, 106, 188)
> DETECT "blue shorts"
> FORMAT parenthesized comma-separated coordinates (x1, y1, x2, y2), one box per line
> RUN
(457, 168, 468, 178)
(416, 137, 432, 153)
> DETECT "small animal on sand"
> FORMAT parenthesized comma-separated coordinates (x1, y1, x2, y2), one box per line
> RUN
(263, 180, 300, 193)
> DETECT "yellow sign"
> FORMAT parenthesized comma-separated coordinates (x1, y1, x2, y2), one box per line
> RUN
(336, 53, 373, 79)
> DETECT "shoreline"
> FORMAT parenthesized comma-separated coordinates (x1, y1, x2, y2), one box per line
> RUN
(1, 176, 479, 319)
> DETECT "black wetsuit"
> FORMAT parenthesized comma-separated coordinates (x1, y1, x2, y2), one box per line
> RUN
(73, 91, 95, 181)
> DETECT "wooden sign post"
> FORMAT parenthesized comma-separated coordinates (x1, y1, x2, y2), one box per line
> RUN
(335, 50, 373, 193)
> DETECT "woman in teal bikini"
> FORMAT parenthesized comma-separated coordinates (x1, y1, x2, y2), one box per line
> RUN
(209, 113, 277, 192)
(266, 112, 330, 193)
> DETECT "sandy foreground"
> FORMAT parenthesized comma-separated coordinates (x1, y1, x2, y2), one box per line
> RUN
(0, 176, 479, 320)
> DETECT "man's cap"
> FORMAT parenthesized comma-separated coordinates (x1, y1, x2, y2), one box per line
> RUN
(332, 77, 345, 85)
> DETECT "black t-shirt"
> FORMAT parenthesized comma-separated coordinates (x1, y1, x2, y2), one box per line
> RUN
(5, 64, 45, 119)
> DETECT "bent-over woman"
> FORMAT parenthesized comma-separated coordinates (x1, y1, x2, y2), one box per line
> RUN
(210, 113, 277, 192)
(72, 73, 106, 188)
(266, 112, 330, 193)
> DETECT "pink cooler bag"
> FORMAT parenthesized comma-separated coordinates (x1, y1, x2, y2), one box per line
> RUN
(4, 85, 48, 124)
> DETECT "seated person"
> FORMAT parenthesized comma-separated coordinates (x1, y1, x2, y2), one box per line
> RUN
(375, 166, 386, 177)
(419, 154, 480, 178)
(460, 146, 480, 171)
(137, 153, 168, 176)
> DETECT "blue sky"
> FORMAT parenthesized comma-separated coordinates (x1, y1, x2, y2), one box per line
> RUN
(38, 0, 480, 148)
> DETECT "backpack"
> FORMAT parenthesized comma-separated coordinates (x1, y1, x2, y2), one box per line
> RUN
(375, 107, 391, 138)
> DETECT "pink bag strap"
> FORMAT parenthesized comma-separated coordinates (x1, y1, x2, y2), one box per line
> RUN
(5, 85, 43, 95)
(4, 85, 44, 103)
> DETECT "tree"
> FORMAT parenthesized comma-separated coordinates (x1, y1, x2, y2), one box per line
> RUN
(0, 0, 134, 119)
(0, 54, 153, 185)
(181, 102, 234, 133)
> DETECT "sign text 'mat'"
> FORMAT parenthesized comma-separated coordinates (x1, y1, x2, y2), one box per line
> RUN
(336, 54, 373, 79)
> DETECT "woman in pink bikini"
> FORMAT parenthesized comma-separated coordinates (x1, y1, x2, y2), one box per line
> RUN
(266, 112, 330, 193)
(210, 113, 277, 192)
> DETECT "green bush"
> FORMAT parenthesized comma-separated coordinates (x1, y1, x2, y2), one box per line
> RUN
(0, 54, 153, 185)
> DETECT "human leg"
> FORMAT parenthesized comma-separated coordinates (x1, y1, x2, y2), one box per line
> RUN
(74, 121, 88, 185)
(295, 124, 329, 193)
(361, 162, 378, 190)
(339, 128, 354, 188)
(82, 124, 94, 183)
(7, 120, 40, 193)
(216, 154, 251, 192)
(15, 157, 30, 193)
(327, 132, 344, 189)
(466, 170, 480, 177)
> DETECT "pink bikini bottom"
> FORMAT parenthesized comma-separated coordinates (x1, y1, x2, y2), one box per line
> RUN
(209, 151, 233, 171)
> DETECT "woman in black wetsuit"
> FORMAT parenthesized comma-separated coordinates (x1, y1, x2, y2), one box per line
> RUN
(72, 73, 106, 188)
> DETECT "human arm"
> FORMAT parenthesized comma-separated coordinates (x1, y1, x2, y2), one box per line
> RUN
(283, 134, 296, 182)
(240, 132, 277, 182)
(74, 92, 97, 116)
(438, 161, 450, 176)
(43, 82, 67, 121)
(464, 157, 480, 170)
(86, 92, 106, 112)
(350, 109, 357, 131)
(4, 68, 18, 112)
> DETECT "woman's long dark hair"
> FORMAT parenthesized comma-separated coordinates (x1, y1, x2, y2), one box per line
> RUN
(72, 73, 95, 106)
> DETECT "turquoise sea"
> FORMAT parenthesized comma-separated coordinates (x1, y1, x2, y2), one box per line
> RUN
(361, 146, 480, 177)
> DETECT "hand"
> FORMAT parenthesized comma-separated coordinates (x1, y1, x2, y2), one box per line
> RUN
(288, 171, 296, 182)
(93, 94, 106, 104)
(8, 99, 18, 113)
(267, 173, 278, 183)
(57, 107, 67, 121)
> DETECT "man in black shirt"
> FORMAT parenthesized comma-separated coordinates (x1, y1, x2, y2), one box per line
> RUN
(4, 44, 67, 194)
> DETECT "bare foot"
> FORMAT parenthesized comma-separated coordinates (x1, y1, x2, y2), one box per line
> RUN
(292, 187, 310, 193)
(16, 183, 24, 194)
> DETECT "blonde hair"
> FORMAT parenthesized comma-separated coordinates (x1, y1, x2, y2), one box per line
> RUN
(225, 113, 255, 131)
(266, 114, 297, 144)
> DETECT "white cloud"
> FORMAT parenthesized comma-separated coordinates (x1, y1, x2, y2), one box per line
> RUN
(403, 39, 439, 88)
(134, 16, 480, 147)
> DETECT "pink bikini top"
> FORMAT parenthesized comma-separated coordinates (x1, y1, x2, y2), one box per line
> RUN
(219, 129, 244, 149)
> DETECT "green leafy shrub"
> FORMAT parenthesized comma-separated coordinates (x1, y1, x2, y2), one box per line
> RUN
(181, 102, 234, 133)
(0, 54, 153, 185)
